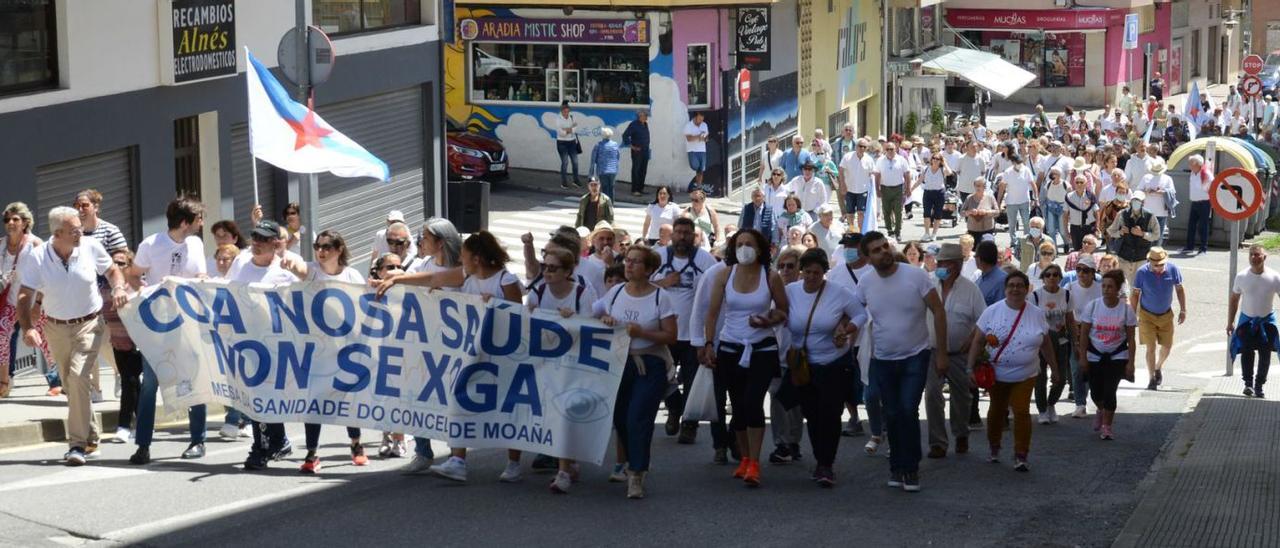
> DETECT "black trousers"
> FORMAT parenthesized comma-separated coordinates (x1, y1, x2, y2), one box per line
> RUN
(1238, 326, 1274, 388)
(630, 150, 649, 193)
(1035, 332, 1069, 413)
(1087, 358, 1125, 412)
(304, 424, 362, 452)
(715, 340, 779, 431)
(114, 348, 143, 430)
(800, 359, 853, 467)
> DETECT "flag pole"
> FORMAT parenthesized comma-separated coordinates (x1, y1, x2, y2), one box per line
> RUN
(244, 46, 260, 209)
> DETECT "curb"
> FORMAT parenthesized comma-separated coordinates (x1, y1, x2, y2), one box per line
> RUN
(0, 404, 226, 450)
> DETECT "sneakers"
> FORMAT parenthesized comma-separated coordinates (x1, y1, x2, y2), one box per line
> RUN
(499, 460, 524, 483)
(887, 472, 904, 488)
(351, 444, 369, 466)
(531, 453, 557, 470)
(181, 443, 205, 459)
(608, 463, 628, 483)
(743, 459, 761, 487)
(219, 423, 240, 440)
(1257, 386, 1267, 399)
(713, 448, 729, 465)
(401, 454, 433, 475)
(733, 458, 750, 479)
(84, 443, 99, 460)
(378, 432, 394, 458)
(788, 443, 803, 462)
(1014, 454, 1029, 472)
(664, 413, 680, 436)
(903, 471, 921, 492)
(64, 447, 87, 466)
(1100, 425, 1115, 441)
(841, 420, 865, 437)
(626, 471, 646, 499)
(112, 426, 133, 444)
(988, 447, 1000, 463)
(390, 436, 408, 458)
(1245, 386, 1256, 397)
(864, 436, 881, 456)
(129, 447, 151, 465)
(814, 465, 835, 488)
(300, 456, 322, 474)
(1093, 413, 1104, 432)
(269, 440, 293, 461)
(1072, 405, 1088, 419)
(768, 445, 794, 464)
(430, 456, 468, 482)
(677, 422, 698, 444)
(239, 425, 251, 438)
(244, 450, 269, 470)
(1037, 412, 1050, 425)
(1047, 407, 1059, 424)
(550, 470, 573, 494)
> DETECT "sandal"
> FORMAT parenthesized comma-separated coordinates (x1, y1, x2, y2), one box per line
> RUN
(0, 379, 10, 398)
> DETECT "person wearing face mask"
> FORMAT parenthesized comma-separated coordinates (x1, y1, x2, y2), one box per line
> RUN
(1107, 191, 1160, 287)
(1096, 180, 1130, 252)
(924, 243, 984, 459)
(1018, 217, 1048, 271)
(828, 233, 874, 438)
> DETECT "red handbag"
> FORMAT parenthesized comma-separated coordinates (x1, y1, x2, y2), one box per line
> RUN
(978, 304, 1027, 390)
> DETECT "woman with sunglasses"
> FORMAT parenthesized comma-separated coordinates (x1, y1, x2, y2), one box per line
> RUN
(682, 189, 720, 250)
(1027, 242, 1058, 291)
(758, 137, 783, 187)
(430, 231, 524, 483)
(101, 250, 142, 443)
(766, 246, 806, 466)
(366, 252, 411, 458)
(1032, 264, 1074, 425)
(280, 231, 369, 473)
(1042, 167, 1069, 253)
(920, 154, 950, 242)
(0, 202, 53, 399)
(763, 168, 792, 220)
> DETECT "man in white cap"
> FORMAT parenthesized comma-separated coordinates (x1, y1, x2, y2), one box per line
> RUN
(369, 210, 407, 264)
(808, 204, 845, 256)
(1065, 253, 1101, 417)
(1135, 159, 1176, 247)
(1107, 190, 1160, 286)
(924, 243, 984, 458)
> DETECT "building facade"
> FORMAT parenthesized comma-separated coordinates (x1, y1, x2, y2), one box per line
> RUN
(797, 0, 883, 139)
(0, 0, 444, 266)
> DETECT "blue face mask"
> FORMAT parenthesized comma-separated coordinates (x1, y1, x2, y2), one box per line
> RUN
(844, 248, 859, 263)
(934, 267, 951, 281)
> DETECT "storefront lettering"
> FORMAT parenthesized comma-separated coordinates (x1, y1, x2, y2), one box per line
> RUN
(837, 8, 867, 70)
(993, 14, 1027, 27)
(1076, 14, 1106, 27)
(177, 24, 229, 54)
(467, 17, 647, 44)
(947, 9, 1117, 30)
(169, 0, 236, 83)
(737, 7, 771, 70)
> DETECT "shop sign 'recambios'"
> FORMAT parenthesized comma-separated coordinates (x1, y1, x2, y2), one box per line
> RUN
(158, 0, 237, 85)
(458, 18, 649, 44)
(736, 7, 771, 70)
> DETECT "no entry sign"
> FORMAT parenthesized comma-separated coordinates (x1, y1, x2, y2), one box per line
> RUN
(1210, 167, 1263, 222)
(738, 69, 751, 103)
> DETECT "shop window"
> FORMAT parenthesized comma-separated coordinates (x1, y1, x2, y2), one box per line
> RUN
(687, 44, 710, 108)
(469, 42, 649, 106)
(920, 6, 939, 50)
(313, 0, 421, 35)
(978, 31, 1085, 88)
(0, 0, 58, 96)
(892, 8, 916, 56)
(174, 116, 201, 199)
(564, 45, 648, 105)
(470, 43, 557, 102)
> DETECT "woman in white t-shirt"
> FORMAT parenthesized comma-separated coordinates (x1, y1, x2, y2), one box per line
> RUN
(377, 218, 467, 300)
(968, 271, 1059, 472)
(1026, 241, 1057, 291)
(598, 246, 677, 499)
(784, 249, 866, 486)
(428, 231, 524, 484)
(279, 230, 369, 473)
(1031, 264, 1074, 425)
(1076, 270, 1136, 441)
(641, 186, 681, 244)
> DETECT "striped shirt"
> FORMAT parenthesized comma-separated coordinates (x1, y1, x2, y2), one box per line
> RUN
(84, 218, 128, 253)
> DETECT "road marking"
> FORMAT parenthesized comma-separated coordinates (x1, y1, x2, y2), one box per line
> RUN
(0, 465, 151, 494)
(1175, 266, 1223, 273)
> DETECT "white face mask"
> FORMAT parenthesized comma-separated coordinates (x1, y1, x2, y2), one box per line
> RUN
(735, 245, 758, 265)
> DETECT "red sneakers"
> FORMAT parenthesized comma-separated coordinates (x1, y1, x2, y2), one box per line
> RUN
(743, 459, 761, 487)
(299, 456, 322, 474)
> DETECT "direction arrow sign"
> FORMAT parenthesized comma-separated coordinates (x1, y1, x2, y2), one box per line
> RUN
(1243, 54, 1264, 76)
(1241, 75, 1264, 98)
(1209, 167, 1263, 222)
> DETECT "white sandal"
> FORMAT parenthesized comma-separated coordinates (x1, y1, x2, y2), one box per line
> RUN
(864, 436, 881, 456)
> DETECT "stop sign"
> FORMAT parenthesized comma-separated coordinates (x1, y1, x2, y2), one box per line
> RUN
(1243, 54, 1265, 75)
(738, 69, 751, 103)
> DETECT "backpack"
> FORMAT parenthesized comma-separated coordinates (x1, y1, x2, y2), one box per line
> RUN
(655, 247, 706, 285)
(532, 282, 588, 314)
(608, 284, 663, 313)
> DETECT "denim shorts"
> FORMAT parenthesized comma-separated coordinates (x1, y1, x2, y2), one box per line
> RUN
(922, 189, 946, 219)
(687, 151, 707, 171)
(844, 191, 868, 213)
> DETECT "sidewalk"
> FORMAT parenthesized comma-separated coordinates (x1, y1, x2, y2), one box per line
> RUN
(0, 367, 215, 450)
(494, 168, 745, 218)
(1114, 375, 1280, 547)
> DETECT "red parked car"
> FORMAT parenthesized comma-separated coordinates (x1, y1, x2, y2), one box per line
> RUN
(447, 121, 508, 181)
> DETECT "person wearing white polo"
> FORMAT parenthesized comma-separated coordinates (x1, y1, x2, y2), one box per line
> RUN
(17, 206, 128, 466)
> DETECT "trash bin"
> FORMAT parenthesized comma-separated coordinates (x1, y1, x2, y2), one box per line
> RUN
(447, 180, 490, 234)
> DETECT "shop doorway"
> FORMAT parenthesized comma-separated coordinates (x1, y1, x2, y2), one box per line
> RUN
(1207, 26, 1219, 84)
(175, 115, 201, 199)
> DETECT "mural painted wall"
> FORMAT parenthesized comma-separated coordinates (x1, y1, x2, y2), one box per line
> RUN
(725, 2, 800, 182)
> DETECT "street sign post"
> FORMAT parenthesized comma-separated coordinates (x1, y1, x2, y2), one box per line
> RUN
(736, 69, 751, 201)
(1123, 14, 1139, 50)
(1240, 75, 1264, 98)
(1211, 163, 1263, 377)
(1243, 54, 1265, 76)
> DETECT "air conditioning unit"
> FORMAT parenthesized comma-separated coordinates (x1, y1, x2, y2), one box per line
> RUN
(1053, 0, 1067, 6)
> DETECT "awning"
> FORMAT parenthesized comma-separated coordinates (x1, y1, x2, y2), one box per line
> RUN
(914, 46, 1036, 99)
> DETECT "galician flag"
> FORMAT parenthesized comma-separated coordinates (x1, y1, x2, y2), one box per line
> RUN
(862, 176, 879, 234)
(245, 49, 389, 181)
(1182, 80, 1201, 141)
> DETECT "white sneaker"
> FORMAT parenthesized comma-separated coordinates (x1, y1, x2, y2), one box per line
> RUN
(391, 438, 408, 458)
(626, 471, 646, 499)
(1071, 405, 1087, 419)
(498, 460, 523, 483)
(238, 425, 252, 438)
(864, 436, 881, 456)
(112, 427, 133, 444)
(550, 470, 572, 493)
(219, 423, 240, 440)
(608, 463, 628, 483)
(401, 454, 434, 475)
(1037, 412, 1050, 425)
(1047, 407, 1059, 424)
(429, 457, 468, 482)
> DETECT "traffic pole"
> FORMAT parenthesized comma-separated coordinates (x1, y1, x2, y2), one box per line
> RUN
(1227, 218, 1238, 377)
(739, 93, 746, 203)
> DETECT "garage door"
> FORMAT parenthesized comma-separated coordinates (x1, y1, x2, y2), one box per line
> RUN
(36, 148, 137, 245)
(315, 87, 426, 270)
(229, 123, 277, 232)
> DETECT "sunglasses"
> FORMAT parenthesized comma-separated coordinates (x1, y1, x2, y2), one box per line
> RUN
(113, 260, 129, 268)
(1040, 251, 1055, 256)
(543, 263, 564, 273)
(1044, 273, 1063, 278)
(386, 238, 409, 247)
(314, 242, 337, 252)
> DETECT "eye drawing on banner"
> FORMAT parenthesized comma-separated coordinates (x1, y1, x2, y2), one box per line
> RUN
(553, 387, 612, 423)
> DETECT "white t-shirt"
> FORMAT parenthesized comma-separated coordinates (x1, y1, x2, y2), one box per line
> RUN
(556, 115, 577, 142)
(1079, 299, 1137, 361)
(1187, 169, 1213, 202)
(930, 277, 987, 353)
(598, 285, 676, 350)
(858, 264, 936, 360)
(764, 181, 794, 218)
(228, 257, 297, 285)
(307, 263, 365, 284)
(371, 228, 390, 259)
(650, 247, 719, 341)
(1066, 279, 1103, 321)
(461, 270, 522, 302)
(876, 156, 909, 188)
(1137, 173, 1172, 216)
(921, 166, 946, 191)
(1032, 286, 1072, 332)
(228, 248, 304, 280)
(826, 260, 872, 295)
(942, 150, 963, 171)
(840, 152, 877, 194)
(576, 255, 607, 298)
(957, 154, 985, 194)
(689, 261, 728, 347)
(977, 300, 1050, 382)
(1001, 165, 1035, 205)
(1124, 154, 1152, 187)
(789, 175, 829, 212)
(18, 240, 112, 320)
(785, 281, 867, 365)
(1233, 267, 1280, 317)
(527, 281, 598, 316)
(683, 121, 709, 152)
(134, 231, 207, 288)
(644, 203, 681, 240)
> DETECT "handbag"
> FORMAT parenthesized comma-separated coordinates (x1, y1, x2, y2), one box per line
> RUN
(977, 304, 1028, 390)
(786, 281, 826, 387)
(571, 115, 583, 155)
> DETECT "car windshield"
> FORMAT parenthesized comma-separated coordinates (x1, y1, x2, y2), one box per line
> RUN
(1266, 53, 1280, 70)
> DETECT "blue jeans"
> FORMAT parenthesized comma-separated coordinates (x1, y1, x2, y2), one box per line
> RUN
(1006, 202, 1031, 249)
(1043, 201, 1066, 251)
(869, 350, 931, 474)
(1185, 201, 1210, 251)
(224, 407, 245, 427)
(134, 358, 206, 447)
(598, 172, 617, 201)
(613, 354, 667, 472)
(413, 436, 435, 458)
(864, 376, 884, 436)
(1070, 346, 1089, 406)
(1155, 216, 1168, 248)
(556, 140, 580, 186)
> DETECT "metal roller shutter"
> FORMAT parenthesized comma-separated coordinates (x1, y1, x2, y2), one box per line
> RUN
(315, 87, 425, 270)
(229, 123, 277, 231)
(35, 148, 136, 244)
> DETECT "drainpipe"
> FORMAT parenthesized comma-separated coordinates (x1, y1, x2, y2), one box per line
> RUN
(881, 0, 891, 135)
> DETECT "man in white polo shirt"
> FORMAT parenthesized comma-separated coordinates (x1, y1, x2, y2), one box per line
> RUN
(17, 206, 128, 466)
(839, 138, 876, 230)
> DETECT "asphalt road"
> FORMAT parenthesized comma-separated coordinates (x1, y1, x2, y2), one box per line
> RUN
(0, 183, 1243, 547)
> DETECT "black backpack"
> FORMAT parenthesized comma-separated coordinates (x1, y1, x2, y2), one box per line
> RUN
(531, 282, 588, 314)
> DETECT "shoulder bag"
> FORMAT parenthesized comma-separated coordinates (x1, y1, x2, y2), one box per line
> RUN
(787, 282, 826, 387)
(975, 304, 1026, 390)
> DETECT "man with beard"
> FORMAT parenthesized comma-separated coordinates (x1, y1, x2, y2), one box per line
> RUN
(653, 218, 719, 445)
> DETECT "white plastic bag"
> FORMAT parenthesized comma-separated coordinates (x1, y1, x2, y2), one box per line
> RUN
(681, 365, 719, 423)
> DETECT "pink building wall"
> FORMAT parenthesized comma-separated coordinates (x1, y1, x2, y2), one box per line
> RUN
(1103, 4, 1171, 87)
(672, 8, 730, 110)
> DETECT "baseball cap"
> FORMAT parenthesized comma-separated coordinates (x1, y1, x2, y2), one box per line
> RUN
(387, 210, 406, 223)
(251, 220, 281, 239)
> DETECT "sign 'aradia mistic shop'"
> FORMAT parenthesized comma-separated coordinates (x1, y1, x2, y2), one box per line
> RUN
(158, 0, 237, 85)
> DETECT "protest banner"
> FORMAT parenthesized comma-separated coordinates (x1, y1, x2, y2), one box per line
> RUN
(118, 279, 630, 464)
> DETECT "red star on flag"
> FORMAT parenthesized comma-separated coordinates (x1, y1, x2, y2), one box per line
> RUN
(287, 95, 332, 150)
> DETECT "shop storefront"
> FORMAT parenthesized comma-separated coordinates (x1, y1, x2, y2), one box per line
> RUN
(798, 0, 881, 140)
